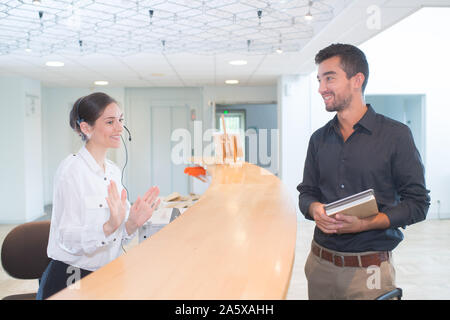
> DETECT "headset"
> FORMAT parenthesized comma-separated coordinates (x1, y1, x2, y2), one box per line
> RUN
(75, 96, 85, 126)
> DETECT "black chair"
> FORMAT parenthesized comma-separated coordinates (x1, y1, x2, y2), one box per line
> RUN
(1, 220, 51, 300)
(375, 287, 403, 300)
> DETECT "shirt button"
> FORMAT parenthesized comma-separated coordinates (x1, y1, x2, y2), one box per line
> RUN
(340, 184, 345, 189)
(113, 238, 116, 242)
(99, 204, 103, 208)
(104, 177, 107, 181)
(101, 241, 105, 245)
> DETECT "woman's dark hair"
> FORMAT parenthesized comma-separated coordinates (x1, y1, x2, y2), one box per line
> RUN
(69, 92, 117, 141)
(315, 43, 369, 93)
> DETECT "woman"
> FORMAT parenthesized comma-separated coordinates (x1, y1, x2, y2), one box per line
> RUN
(37, 92, 160, 299)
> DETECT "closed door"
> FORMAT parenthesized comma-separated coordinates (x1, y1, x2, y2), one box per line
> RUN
(151, 106, 190, 197)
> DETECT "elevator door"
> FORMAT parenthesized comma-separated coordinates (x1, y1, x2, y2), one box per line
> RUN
(150, 105, 190, 197)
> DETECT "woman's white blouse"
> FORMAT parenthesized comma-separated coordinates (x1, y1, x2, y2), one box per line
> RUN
(47, 146, 137, 271)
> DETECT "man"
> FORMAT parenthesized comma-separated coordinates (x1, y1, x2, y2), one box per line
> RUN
(298, 43, 430, 300)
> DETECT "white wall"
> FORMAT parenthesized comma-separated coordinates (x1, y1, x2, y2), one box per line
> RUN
(0, 76, 26, 223)
(277, 75, 313, 218)
(0, 75, 44, 223)
(23, 79, 44, 222)
(359, 7, 450, 219)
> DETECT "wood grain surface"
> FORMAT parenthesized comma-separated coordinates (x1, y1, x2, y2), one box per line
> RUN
(49, 163, 297, 300)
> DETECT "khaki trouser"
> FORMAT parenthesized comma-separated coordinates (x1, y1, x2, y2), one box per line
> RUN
(305, 241, 397, 300)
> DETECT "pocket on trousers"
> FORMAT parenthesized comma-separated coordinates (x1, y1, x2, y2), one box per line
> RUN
(304, 251, 315, 280)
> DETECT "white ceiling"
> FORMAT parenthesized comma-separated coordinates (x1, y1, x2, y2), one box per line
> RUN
(0, 0, 449, 87)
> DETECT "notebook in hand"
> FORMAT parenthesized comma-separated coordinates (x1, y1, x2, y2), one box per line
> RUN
(324, 189, 378, 218)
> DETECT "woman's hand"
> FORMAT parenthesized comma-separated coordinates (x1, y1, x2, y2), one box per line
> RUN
(125, 186, 160, 236)
(104, 180, 128, 237)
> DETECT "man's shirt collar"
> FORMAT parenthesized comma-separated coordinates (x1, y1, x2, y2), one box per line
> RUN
(328, 104, 376, 135)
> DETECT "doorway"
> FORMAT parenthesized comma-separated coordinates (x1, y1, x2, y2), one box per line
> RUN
(215, 103, 278, 175)
(150, 105, 190, 197)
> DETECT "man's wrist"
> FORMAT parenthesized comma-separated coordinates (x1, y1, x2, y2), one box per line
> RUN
(361, 212, 391, 231)
(308, 202, 322, 219)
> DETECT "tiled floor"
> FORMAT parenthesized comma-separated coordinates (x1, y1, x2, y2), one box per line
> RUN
(286, 218, 450, 300)
(1, 218, 449, 300)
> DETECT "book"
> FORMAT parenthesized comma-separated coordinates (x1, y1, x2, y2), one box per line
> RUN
(324, 189, 378, 218)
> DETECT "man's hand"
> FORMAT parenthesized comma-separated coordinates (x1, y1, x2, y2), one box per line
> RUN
(334, 214, 364, 234)
(309, 202, 342, 234)
(334, 212, 391, 234)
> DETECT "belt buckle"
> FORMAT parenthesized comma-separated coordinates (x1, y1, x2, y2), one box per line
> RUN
(333, 254, 345, 267)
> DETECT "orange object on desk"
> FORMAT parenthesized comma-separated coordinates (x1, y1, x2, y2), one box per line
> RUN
(184, 166, 206, 177)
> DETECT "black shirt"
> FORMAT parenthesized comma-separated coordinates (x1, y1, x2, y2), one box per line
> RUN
(297, 104, 430, 252)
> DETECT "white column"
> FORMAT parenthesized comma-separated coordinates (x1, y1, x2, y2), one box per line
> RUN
(277, 75, 312, 217)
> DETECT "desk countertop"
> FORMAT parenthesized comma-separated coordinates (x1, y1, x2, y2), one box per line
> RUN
(50, 163, 297, 299)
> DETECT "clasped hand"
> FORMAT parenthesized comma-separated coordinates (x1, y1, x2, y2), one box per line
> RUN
(104, 180, 160, 237)
(309, 202, 364, 234)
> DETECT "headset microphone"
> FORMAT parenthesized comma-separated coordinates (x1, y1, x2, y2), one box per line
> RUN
(123, 125, 132, 141)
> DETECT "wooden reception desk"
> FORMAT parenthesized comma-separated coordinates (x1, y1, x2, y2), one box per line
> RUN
(50, 163, 297, 299)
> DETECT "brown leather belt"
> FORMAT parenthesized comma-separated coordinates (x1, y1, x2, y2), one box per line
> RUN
(312, 242, 389, 268)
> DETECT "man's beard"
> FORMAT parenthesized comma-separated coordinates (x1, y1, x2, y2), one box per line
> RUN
(325, 92, 352, 112)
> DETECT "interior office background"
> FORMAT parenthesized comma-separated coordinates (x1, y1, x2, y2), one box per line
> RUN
(0, 7, 449, 225)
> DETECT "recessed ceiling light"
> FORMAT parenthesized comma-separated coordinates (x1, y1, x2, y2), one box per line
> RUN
(229, 60, 247, 66)
(276, 48, 283, 54)
(45, 61, 64, 67)
(32, 0, 41, 5)
(94, 80, 109, 86)
(25, 48, 32, 53)
(225, 80, 239, 85)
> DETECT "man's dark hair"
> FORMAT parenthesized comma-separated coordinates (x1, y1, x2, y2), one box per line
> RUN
(315, 43, 369, 93)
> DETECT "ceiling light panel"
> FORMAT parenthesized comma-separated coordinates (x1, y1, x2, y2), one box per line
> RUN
(0, 0, 349, 57)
